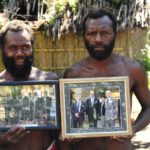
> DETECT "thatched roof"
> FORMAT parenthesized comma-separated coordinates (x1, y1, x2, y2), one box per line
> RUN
(1, 0, 150, 40)
(43, 0, 150, 40)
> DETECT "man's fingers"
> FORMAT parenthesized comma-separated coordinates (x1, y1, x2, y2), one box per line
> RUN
(11, 129, 30, 144)
(2, 126, 30, 144)
(110, 136, 124, 143)
(110, 135, 130, 143)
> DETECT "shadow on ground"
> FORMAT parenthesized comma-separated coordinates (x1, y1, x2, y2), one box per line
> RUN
(132, 141, 150, 149)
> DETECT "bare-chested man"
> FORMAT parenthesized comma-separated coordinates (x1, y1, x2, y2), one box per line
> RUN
(59, 8, 150, 150)
(0, 20, 59, 150)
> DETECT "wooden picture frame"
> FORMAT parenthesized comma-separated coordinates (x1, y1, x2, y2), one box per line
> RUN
(59, 76, 132, 138)
(0, 80, 60, 130)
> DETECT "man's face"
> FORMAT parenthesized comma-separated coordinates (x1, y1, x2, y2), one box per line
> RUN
(44, 91, 48, 97)
(83, 16, 116, 60)
(76, 94, 82, 100)
(106, 91, 111, 98)
(90, 91, 95, 97)
(2, 30, 33, 79)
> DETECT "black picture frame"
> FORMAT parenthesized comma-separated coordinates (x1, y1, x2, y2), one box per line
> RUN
(59, 76, 132, 138)
(0, 80, 60, 131)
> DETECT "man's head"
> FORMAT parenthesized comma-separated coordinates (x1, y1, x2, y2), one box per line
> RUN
(0, 20, 34, 80)
(82, 8, 117, 60)
(105, 90, 112, 98)
(44, 90, 48, 97)
(90, 90, 95, 97)
(76, 93, 82, 101)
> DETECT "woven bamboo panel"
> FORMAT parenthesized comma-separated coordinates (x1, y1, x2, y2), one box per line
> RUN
(33, 31, 128, 77)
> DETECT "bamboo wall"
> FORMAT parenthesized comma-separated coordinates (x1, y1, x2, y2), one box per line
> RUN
(0, 28, 148, 77)
(33, 30, 129, 77)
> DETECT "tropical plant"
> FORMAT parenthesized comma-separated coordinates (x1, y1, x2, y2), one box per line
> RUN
(135, 30, 150, 72)
(0, 0, 4, 12)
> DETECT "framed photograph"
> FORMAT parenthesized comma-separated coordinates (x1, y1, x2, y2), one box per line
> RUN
(0, 80, 60, 131)
(59, 76, 132, 138)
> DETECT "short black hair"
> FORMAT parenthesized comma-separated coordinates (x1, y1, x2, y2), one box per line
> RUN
(0, 20, 34, 50)
(82, 8, 117, 34)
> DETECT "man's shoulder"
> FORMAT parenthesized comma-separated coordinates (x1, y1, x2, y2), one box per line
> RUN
(0, 70, 10, 81)
(0, 70, 5, 79)
(63, 59, 87, 78)
(114, 53, 141, 69)
(114, 53, 145, 80)
(30, 67, 58, 80)
(86, 98, 90, 101)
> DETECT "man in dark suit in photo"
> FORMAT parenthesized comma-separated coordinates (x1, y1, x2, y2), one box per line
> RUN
(71, 92, 86, 128)
(86, 90, 101, 127)
(100, 96, 106, 127)
(42, 90, 52, 124)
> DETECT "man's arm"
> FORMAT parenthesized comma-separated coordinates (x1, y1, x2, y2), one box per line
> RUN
(131, 65, 150, 134)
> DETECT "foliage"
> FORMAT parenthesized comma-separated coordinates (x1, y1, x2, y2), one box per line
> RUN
(134, 30, 150, 72)
(139, 45, 150, 71)
(47, 18, 56, 26)
(111, 0, 122, 7)
(44, 0, 77, 28)
(0, 0, 4, 12)
(148, 72, 150, 88)
(55, 0, 77, 13)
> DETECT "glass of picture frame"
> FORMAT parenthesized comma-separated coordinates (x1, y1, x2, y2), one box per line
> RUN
(0, 80, 60, 131)
(59, 76, 132, 139)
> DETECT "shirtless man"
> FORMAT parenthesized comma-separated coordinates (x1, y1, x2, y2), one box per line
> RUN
(0, 20, 58, 150)
(59, 8, 150, 150)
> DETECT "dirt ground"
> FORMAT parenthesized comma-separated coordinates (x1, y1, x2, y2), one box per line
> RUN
(131, 96, 150, 150)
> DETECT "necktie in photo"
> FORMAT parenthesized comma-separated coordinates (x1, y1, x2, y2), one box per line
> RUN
(91, 97, 94, 106)
(77, 100, 80, 112)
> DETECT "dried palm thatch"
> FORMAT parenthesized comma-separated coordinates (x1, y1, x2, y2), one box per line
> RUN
(42, 0, 150, 40)
(2, 0, 150, 40)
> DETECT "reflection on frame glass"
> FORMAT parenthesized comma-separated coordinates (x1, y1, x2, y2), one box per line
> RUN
(0, 80, 60, 130)
(59, 76, 132, 138)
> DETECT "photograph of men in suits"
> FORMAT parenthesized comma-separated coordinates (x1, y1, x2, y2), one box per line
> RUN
(86, 90, 101, 127)
(105, 90, 118, 127)
(71, 92, 86, 128)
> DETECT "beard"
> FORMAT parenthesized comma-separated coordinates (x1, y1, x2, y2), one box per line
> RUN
(84, 38, 115, 60)
(2, 52, 33, 80)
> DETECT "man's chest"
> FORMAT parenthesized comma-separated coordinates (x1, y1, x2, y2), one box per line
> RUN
(77, 65, 130, 78)
(71, 64, 134, 90)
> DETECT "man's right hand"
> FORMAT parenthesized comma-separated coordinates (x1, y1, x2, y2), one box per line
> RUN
(0, 126, 30, 146)
(75, 113, 79, 118)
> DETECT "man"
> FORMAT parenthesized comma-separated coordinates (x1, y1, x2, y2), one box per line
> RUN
(41, 90, 52, 124)
(59, 8, 150, 150)
(0, 20, 58, 150)
(71, 92, 86, 128)
(99, 95, 106, 127)
(86, 90, 101, 127)
(22, 93, 30, 122)
(104, 90, 118, 127)
(3, 93, 12, 125)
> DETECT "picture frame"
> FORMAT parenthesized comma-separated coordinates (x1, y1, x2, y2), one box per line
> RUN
(59, 76, 132, 138)
(0, 80, 60, 131)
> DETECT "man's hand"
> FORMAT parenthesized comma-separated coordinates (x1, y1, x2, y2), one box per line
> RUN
(75, 113, 79, 118)
(110, 135, 132, 143)
(0, 126, 30, 146)
(59, 132, 81, 143)
(110, 124, 136, 143)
